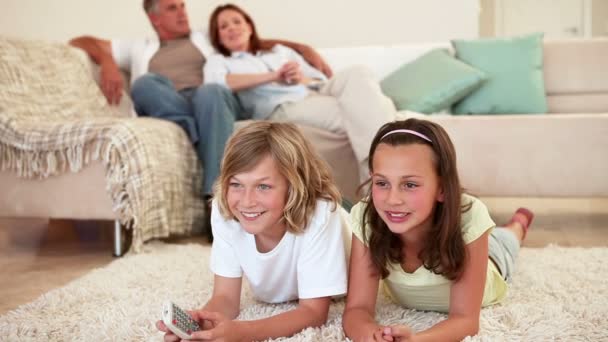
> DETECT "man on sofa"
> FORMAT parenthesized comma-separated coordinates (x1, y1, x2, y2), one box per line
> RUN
(70, 0, 332, 236)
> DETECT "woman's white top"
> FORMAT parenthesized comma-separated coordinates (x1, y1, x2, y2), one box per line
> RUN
(204, 44, 327, 119)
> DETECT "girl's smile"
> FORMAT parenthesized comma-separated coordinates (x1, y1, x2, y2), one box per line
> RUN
(384, 210, 412, 224)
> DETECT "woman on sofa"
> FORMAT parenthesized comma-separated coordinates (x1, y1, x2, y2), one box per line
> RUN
(204, 3, 396, 182)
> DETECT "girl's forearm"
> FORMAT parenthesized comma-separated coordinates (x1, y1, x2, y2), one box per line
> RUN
(226, 72, 278, 91)
(235, 305, 327, 342)
(412, 315, 479, 342)
(343, 307, 381, 340)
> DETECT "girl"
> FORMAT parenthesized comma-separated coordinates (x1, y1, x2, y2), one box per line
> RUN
(343, 118, 534, 341)
(204, 3, 396, 182)
(158, 121, 350, 341)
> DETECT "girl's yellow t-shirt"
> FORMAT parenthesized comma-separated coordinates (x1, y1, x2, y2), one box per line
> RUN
(349, 194, 507, 313)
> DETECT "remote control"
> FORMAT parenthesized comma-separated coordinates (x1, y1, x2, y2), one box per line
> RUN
(161, 301, 201, 339)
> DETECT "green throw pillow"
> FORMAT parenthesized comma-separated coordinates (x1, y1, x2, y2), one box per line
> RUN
(380, 48, 487, 114)
(451, 33, 547, 115)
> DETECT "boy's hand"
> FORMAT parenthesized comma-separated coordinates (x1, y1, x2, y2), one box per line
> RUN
(189, 310, 242, 342)
(156, 309, 213, 342)
(156, 319, 181, 342)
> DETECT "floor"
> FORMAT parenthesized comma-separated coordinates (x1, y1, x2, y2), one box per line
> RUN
(1, 197, 606, 315)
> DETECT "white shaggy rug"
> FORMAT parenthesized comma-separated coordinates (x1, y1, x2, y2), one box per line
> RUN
(1, 243, 607, 341)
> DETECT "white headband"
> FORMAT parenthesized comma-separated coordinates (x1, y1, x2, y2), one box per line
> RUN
(380, 129, 432, 143)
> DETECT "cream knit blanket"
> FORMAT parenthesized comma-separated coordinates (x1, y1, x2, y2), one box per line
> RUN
(0, 37, 204, 251)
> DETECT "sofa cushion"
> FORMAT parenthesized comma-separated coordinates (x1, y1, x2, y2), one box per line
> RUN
(451, 33, 548, 115)
(380, 49, 486, 113)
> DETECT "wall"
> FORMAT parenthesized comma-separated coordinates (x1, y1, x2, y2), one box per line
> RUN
(0, 0, 479, 47)
(480, 0, 608, 38)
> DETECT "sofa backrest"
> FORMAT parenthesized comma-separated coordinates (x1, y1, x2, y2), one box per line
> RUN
(543, 38, 608, 113)
(320, 38, 608, 114)
(319, 42, 451, 81)
(88, 38, 608, 115)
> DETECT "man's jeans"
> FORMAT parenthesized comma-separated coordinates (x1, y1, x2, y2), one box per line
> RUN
(131, 73, 248, 195)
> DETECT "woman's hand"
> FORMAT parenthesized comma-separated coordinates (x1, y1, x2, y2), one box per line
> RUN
(277, 61, 303, 84)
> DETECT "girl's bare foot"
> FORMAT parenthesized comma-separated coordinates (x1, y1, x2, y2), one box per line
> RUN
(504, 208, 534, 243)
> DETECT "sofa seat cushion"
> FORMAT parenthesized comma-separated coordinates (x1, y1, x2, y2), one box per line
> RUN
(451, 33, 548, 115)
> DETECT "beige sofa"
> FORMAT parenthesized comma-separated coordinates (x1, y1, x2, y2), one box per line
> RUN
(319, 38, 608, 198)
(0, 45, 358, 256)
(2, 38, 606, 255)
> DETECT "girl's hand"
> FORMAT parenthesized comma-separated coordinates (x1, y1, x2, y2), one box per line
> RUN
(354, 324, 392, 342)
(189, 310, 242, 342)
(382, 325, 416, 342)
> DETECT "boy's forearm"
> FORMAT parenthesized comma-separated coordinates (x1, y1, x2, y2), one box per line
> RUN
(203, 295, 240, 320)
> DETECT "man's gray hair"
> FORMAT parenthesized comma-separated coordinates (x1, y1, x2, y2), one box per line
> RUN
(143, 0, 160, 14)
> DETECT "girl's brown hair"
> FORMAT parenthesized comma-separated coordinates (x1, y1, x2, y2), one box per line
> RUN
(361, 118, 468, 280)
(209, 3, 263, 56)
(214, 121, 341, 233)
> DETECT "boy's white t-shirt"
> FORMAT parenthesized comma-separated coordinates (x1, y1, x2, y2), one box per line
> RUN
(209, 199, 349, 303)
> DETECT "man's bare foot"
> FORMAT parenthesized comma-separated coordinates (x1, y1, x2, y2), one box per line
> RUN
(504, 208, 535, 243)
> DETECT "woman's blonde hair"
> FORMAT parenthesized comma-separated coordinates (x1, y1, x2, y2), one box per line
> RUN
(214, 121, 341, 233)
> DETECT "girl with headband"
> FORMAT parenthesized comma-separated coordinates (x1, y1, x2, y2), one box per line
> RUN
(343, 118, 534, 341)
